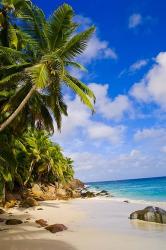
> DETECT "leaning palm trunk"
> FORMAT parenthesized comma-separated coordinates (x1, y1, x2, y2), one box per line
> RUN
(0, 85, 36, 132)
(0, 3, 96, 132)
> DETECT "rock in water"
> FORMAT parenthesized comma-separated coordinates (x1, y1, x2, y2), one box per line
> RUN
(35, 219, 48, 227)
(81, 191, 96, 198)
(130, 206, 166, 224)
(5, 219, 23, 225)
(45, 224, 68, 233)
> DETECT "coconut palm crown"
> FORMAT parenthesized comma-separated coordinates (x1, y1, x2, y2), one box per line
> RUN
(0, 1, 96, 133)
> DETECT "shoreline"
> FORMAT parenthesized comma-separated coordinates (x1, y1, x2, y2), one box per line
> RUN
(0, 198, 166, 250)
(91, 196, 166, 207)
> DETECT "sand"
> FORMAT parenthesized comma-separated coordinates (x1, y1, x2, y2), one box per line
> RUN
(0, 198, 166, 250)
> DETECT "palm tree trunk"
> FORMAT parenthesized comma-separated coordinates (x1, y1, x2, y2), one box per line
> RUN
(0, 85, 36, 132)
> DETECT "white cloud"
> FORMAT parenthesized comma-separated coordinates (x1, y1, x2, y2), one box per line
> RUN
(54, 83, 127, 145)
(130, 52, 166, 109)
(69, 152, 108, 171)
(79, 34, 117, 64)
(130, 81, 151, 102)
(134, 128, 166, 141)
(71, 15, 117, 80)
(87, 122, 125, 144)
(68, 147, 166, 182)
(128, 13, 142, 28)
(90, 83, 133, 120)
(129, 59, 148, 72)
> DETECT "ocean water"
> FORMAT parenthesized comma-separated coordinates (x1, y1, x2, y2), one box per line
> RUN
(87, 176, 166, 202)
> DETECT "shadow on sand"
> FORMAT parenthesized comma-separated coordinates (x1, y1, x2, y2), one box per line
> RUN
(0, 239, 77, 250)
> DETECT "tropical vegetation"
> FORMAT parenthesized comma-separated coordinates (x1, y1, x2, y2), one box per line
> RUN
(0, 0, 95, 202)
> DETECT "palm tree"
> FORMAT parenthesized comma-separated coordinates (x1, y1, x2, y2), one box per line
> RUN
(15, 129, 74, 185)
(0, 1, 96, 133)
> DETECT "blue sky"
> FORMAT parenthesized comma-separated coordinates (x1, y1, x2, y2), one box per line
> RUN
(33, 0, 166, 182)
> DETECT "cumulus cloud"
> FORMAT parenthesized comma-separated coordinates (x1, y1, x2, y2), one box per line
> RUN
(128, 13, 142, 28)
(90, 83, 133, 120)
(87, 122, 125, 143)
(68, 147, 166, 182)
(53, 83, 127, 145)
(130, 52, 166, 109)
(79, 34, 118, 64)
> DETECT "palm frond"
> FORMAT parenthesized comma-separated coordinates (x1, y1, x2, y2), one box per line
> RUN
(0, 81, 32, 113)
(65, 61, 87, 71)
(0, 46, 26, 63)
(47, 3, 76, 50)
(64, 75, 94, 111)
(31, 92, 54, 134)
(17, 3, 48, 49)
(0, 63, 31, 76)
(26, 63, 50, 89)
(65, 73, 96, 102)
(8, 24, 18, 49)
(61, 26, 95, 60)
(0, 72, 23, 90)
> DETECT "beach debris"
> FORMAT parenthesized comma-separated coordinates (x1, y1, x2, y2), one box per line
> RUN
(130, 206, 166, 224)
(81, 191, 96, 198)
(21, 197, 39, 208)
(0, 209, 5, 214)
(0, 218, 5, 222)
(45, 224, 68, 233)
(35, 219, 48, 227)
(5, 219, 23, 225)
(37, 208, 43, 210)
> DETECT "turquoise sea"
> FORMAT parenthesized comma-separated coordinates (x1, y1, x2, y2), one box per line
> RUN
(87, 176, 166, 202)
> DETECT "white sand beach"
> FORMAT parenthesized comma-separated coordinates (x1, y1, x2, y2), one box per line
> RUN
(0, 198, 166, 250)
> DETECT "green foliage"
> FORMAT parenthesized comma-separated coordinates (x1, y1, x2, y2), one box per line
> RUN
(0, 129, 75, 195)
(0, 1, 96, 132)
(0, 1, 94, 198)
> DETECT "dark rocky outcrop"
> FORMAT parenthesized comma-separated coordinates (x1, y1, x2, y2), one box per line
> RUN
(64, 179, 84, 190)
(81, 191, 96, 198)
(45, 224, 68, 233)
(96, 190, 109, 196)
(0, 179, 85, 207)
(35, 219, 48, 227)
(5, 192, 22, 202)
(0, 208, 5, 214)
(22, 179, 84, 202)
(21, 197, 39, 208)
(5, 219, 23, 225)
(130, 206, 166, 224)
